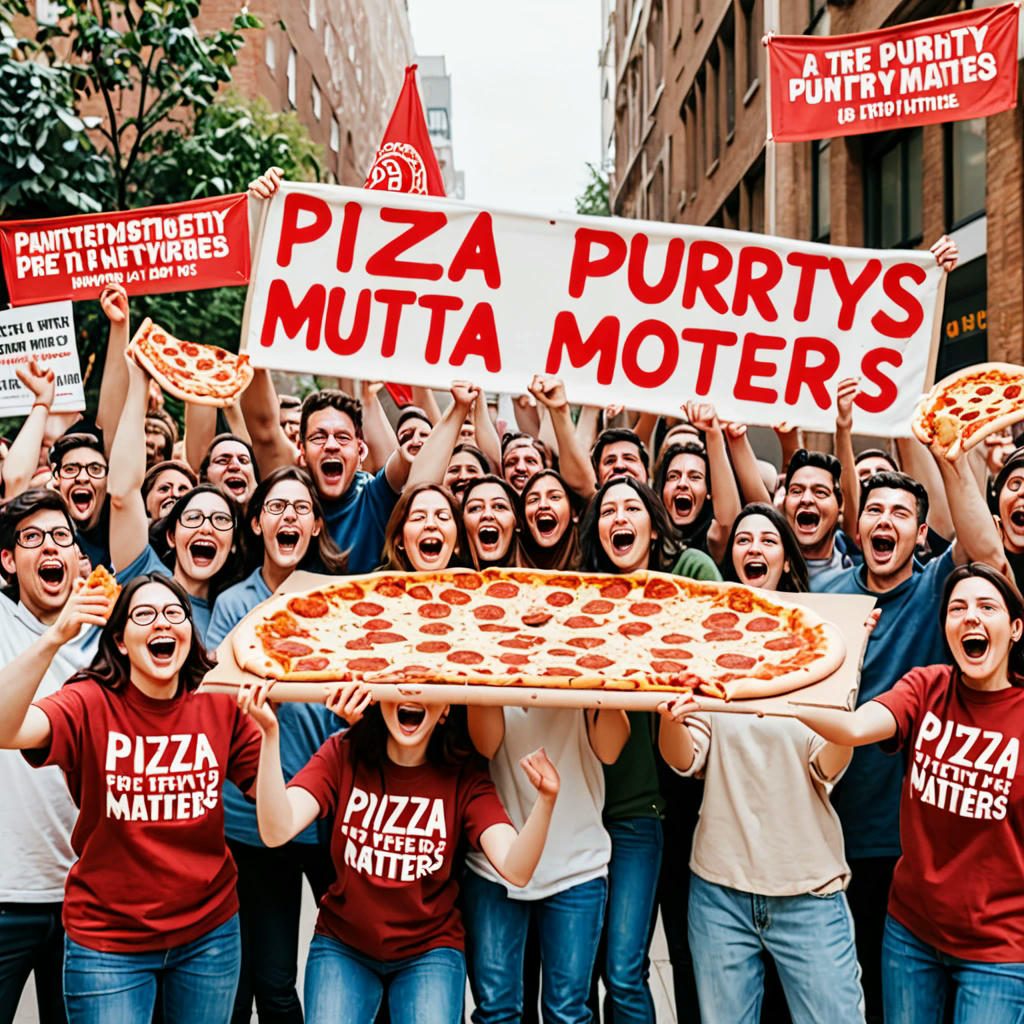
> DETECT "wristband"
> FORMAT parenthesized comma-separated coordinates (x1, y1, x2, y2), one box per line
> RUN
(30, 402, 49, 412)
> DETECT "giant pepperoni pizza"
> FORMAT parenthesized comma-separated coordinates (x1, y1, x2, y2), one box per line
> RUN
(230, 569, 845, 701)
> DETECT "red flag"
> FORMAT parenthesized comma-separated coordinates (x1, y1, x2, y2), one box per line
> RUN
(364, 64, 447, 406)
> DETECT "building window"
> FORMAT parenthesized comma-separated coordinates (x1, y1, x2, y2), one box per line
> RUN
(946, 117, 986, 229)
(286, 47, 297, 108)
(427, 107, 450, 138)
(741, 0, 759, 93)
(812, 138, 830, 243)
(695, 69, 707, 179)
(646, 1, 663, 109)
(721, 12, 736, 138)
(311, 79, 322, 120)
(685, 90, 698, 202)
(265, 33, 276, 72)
(706, 49, 719, 168)
(746, 166, 765, 234)
(330, 118, 340, 153)
(647, 161, 665, 222)
(865, 128, 923, 248)
(308, 0, 317, 30)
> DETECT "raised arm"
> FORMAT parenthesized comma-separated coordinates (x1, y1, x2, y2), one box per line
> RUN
(895, 435, 954, 540)
(405, 381, 478, 488)
(240, 368, 297, 475)
(723, 421, 771, 505)
(529, 376, 598, 498)
(584, 707, 630, 765)
(1, 360, 55, 499)
(685, 401, 742, 563)
(360, 382, 399, 476)
(934, 444, 1007, 571)
(410, 385, 442, 425)
(184, 401, 217, 475)
(574, 404, 600, 456)
(472, 392, 502, 471)
(94, 284, 131, 455)
(835, 377, 861, 539)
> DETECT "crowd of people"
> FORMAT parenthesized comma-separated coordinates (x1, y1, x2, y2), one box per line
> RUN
(0, 173, 1021, 1024)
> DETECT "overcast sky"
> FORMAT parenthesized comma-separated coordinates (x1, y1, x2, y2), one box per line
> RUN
(407, 0, 603, 216)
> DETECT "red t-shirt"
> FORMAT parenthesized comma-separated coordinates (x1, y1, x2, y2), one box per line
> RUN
(289, 733, 511, 961)
(875, 664, 1024, 962)
(26, 680, 261, 952)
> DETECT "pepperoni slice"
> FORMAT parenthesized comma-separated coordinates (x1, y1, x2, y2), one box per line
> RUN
(546, 591, 574, 607)
(651, 648, 693, 659)
(568, 636, 606, 649)
(746, 616, 780, 632)
(479, 623, 518, 633)
(288, 594, 330, 618)
(440, 589, 471, 605)
(961, 411, 980, 421)
(704, 630, 744, 642)
(619, 621, 652, 636)
(269, 639, 313, 656)
(702, 611, 740, 629)
(345, 637, 373, 650)
(550, 648, 577, 657)
(661, 633, 694, 644)
(213, 371, 231, 383)
(162, 346, 177, 357)
(581, 599, 614, 615)
(347, 657, 389, 672)
(294, 656, 330, 673)
(407, 584, 433, 601)
(643, 578, 677, 599)
(499, 637, 543, 649)
(651, 660, 688, 674)
(473, 604, 506, 621)
(196, 358, 215, 372)
(366, 631, 404, 644)
(522, 611, 553, 627)
(451, 572, 483, 589)
(416, 640, 451, 653)
(565, 615, 600, 629)
(544, 666, 582, 677)
(418, 603, 451, 619)
(1006, 385, 1021, 399)
(977, 385, 994, 396)
(182, 342, 200, 357)
(363, 619, 392, 630)
(599, 578, 631, 599)
(577, 654, 615, 669)
(765, 636, 804, 650)
(629, 602, 661, 617)
(448, 650, 485, 665)
(500, 653, 530, 665)
(420, 622, 453, 635)
(716, 653, 758, 670)
(486, 582, 519, 599)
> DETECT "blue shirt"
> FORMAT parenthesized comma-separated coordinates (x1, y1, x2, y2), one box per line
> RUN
(814, 546, 956, 858)
(114, 545, 212, 647)
(209, 567, 338, 847)
(321, 468, 399, 575)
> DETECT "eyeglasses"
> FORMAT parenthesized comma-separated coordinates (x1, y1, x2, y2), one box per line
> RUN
(305, 430, 357, 447)
(56, 462, 107, 480)
(128, 603, 188, 626)
(15, 526, 75, 548)
(263, 499, 314, 516)
(178, 509, 234, 531)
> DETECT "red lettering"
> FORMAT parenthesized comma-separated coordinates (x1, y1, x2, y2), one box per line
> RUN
(732, 246, 782, 320)
(365, 208, 446, 280)
(872, 263, 926, 339)
(621, 320, 679, 388)
(545, 312, 619, 386)
(567, 228, 627, 299)
(450, 302, 501, 373)
(829, 257, 881, 331)
(324, 287, 371, 355)
(373, 289, 417, 357)
(680, 328, 738, 396)
(786, 252, 830, 322)
(276, 194, 331, 267)
(681, 241, 732, 314)
(627, 235, 684, 303)
(418, 294, 464, 364)
(335, 201, 361, 272)
(260, 279, 325, 350)
(784, 336, 840, 409)
(856, 347, 902, 413)
(734, 333, 786, 404)
(448, 212, 501, 288)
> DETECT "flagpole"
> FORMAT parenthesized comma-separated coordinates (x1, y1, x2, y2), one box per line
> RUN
(764, 0, 780, 237)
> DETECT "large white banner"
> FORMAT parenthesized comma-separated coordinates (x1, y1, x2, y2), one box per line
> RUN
(242, 183, 945, 435)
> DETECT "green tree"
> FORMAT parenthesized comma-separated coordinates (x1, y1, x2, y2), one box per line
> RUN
(575, 163, 611, 217)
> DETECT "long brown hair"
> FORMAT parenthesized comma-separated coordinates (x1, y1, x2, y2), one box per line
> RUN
(379, 483, 468, 572)
(461, 475, 524, 569)
(517, 469, 582, 571)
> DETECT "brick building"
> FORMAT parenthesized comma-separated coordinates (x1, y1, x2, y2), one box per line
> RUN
(606, 0, 1024, 383)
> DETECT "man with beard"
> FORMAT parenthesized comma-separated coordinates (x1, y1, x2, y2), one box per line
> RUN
(0, 490, 103, 1024)
(48, 432, 111, 571)
(813, 457, 1005, 1024)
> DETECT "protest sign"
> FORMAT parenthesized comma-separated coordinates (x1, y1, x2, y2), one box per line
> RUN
(0, 301, 85, 414)
(0, 193, 250, 306)
(767, 4, 1020, 142)
(242, 182, 946, 436)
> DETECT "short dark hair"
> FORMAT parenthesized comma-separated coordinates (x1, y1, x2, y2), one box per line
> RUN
(141, 460, 198, 507)
(591, 428, 650, 475)
(49, 432, 106, 470)
(854, 447, 898, 471)
(299, 390, 363, 443)
(278, 394, 301, 410)
(450, 443, 491, 474)
(859, 470, 929, 527)
(653, 442, 709, 498)
(396, 407, 433, 435)
(784, 449, 841, 492)
(0, 489, 74, 570)
(199, 433, 260, 484)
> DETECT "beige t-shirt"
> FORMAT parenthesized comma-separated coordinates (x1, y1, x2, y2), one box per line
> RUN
(676, 712, 850, 896)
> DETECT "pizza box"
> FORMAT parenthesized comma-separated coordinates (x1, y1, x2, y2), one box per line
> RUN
(199, 571, 877, 717)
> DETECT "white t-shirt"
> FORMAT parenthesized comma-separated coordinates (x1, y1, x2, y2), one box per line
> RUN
(0, 594, 97, 901)
(466, 707, 609, 901)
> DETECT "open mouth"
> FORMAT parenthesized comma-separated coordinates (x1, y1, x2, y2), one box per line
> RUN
(1011, 509, 1024, 529)
(417, 535, 445, 560)
(159, 498, 176, 518)
(450, 478, 470, 496)
(961, 633, 990, 660)
(406, 442, 423, 457)
(320, 459, 345, 484)
(276, 529, 301, 555)
(478, 525, 501, 549)
(795, 509, 820, 531)
(673, 494, 693, 519)
(535, 512, 559, 537)
(742, 560, 768, 583)
(189, 539, 218, 567)
(396, 703, 426, 734)
(146, 635, 178, 664)
(38, 559, 66, 589)
(870, 534, 896, 557)
(611, 528, 636, 554)
(70, 486, 94, 517)
(510, 472, 529, 489)
(222, 475, 248, 497)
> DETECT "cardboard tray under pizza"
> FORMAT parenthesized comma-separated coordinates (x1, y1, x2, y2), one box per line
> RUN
(199, 572, 877, 716)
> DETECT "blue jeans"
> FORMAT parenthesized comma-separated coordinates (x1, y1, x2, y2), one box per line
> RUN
(303, 932, 465, 1024)
(62, 913, 240, 1024)
(882, 915, 1024, 1024)
(462, 871, 607, 1024)
(687, 874, 864, 1023)
(599, 819, 662, 1024)
(0, 902, 66, 1024)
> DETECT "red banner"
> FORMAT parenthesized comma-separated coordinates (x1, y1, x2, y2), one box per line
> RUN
(768, 4, 1020, 143)
(0, 193, 250, 306)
